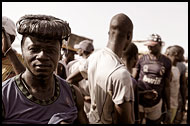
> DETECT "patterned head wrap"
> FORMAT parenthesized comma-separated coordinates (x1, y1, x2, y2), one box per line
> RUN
(16, 14, 71, 42)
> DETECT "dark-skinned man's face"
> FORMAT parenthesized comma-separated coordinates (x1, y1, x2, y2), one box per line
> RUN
(148, 43, 161, 55)
(22, 35, 61, 78)
(175, 51, 184, 62)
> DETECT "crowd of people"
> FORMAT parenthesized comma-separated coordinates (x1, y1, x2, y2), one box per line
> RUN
(2, 13, 188, 124)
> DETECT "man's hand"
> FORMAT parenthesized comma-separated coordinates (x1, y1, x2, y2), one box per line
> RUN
(164, 110, 171, 124)
(2, 30, 12, 54)
(139, 89, 158, 100)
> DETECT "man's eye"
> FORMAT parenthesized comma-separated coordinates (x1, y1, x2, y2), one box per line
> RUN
(45, 48, 57, 54)
(29, 47, 40, 52)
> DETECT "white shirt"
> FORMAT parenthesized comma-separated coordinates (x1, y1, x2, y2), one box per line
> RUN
(170, 66, 180, 108)
(67, 58, 90, 96)
(79, 47, 134, 124)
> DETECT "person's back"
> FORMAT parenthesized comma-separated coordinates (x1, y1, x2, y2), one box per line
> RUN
(66, 13, 134, 124)
(84, 47, 134, 123)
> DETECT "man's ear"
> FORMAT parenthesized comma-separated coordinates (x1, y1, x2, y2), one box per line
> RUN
(174, 52, 178, 56)
(127, 32, 132, 40)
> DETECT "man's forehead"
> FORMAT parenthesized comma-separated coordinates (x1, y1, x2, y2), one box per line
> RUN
(26, 35, 59, 43)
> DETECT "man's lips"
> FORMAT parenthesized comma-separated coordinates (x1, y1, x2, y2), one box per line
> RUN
(34, 64, 52, 67)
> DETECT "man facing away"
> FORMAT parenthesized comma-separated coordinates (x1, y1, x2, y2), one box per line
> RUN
(67, 13, 135, 124)
(2, 14, 88, 124)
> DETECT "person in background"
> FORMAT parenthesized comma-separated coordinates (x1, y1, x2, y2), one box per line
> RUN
(2, 16, 25, 82)
(67, 13, 135, 124)
(2, 14, 88, 124)
(172, 45, 187, 124)
(56, 42, 77, 79)
(165, 46, 181, 123)
(121, 43, 140, 124)
(67, 40, 94, 119)
(133, 34, 171, 124)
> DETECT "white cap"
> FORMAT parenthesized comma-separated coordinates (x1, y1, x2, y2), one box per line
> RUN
(74, 40, 94, 52)
(2, 16, 16, 37)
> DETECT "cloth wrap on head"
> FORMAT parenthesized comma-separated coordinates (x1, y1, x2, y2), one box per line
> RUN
(16, 14, 71, 42)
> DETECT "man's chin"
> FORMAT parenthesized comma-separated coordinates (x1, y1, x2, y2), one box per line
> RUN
(34, 73, 52, 80)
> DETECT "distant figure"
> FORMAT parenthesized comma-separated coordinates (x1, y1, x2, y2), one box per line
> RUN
(172, 45, 187, 124)
(121, 43, 140, 124)
(133, 34, 172, 124)
(56, 43, 77, 79)
(165, 46, 181, 123)
(2, 16, 25, 82)
(67, 40, 94, 118)
(2, 14, 88, 124)
(67, 13, 135, 124)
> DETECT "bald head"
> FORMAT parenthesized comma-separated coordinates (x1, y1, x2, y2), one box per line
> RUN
(109, 13, 133, 32)
(107, 13, 133, 57)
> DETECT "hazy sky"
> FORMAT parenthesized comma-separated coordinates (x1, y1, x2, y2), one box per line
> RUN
(2, 2, 188, 57)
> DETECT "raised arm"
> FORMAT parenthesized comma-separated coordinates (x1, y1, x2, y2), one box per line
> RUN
(2, 30, 25, 74)
(66, 67, 83, 84)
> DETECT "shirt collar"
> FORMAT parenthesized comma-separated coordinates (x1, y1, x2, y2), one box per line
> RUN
(104, 47, 124, 64)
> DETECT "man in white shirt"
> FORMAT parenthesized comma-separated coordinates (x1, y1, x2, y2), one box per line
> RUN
(67, 13, 135, 124)
(67, 40, 94, 116)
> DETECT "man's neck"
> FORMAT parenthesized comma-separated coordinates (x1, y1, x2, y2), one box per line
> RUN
(106, 41, 122, 58)
(22, 71, 55, 100)
(149, 52, 161, 59)
(22, 71, 54, 91)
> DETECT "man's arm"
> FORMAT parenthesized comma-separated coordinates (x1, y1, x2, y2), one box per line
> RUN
(132, 68, 138, 79)
(180, 72, 187, 112)
(73, 85, 89, 124)
(163, 58, 172, 111)
(132, 56, 141, 80)
(164, 76, 171, 111)
(2, 30, 25, 74)
(115, 101, 135, 124)
(66, 67, 83, 84)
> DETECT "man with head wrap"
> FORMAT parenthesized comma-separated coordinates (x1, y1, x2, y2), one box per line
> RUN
(2, 14, 88, 124)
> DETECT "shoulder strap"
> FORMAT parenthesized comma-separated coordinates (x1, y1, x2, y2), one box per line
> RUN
(2, 100, 5, 120)
(68, 83, 77, 105)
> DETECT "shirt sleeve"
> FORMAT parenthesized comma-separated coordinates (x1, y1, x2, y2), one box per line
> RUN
(134, 56, 143, 80)
(164, 57, 172, 79)
(110, 68, 135, 105)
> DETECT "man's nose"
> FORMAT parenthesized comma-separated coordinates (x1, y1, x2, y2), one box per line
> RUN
(36, 50, 49, 60)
